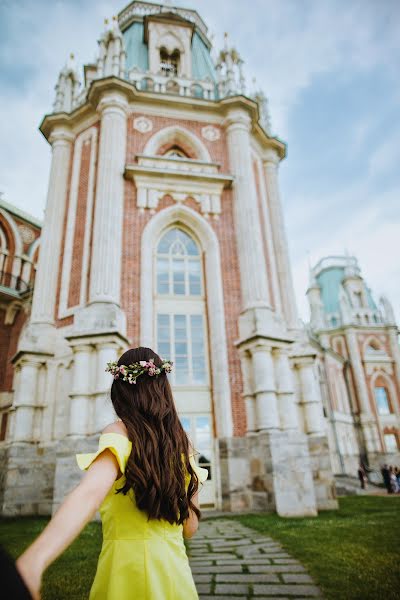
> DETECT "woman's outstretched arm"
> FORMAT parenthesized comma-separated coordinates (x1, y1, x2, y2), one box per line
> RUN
(16, 447, 120, 599)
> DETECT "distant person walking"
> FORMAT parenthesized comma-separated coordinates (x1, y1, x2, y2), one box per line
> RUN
(357, 464, 367, 490)
(389, 466, 399, 493)
(381, 464, 392, 493)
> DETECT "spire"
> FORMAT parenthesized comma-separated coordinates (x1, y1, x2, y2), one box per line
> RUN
(53, 52, 81, 113)
(97, 14, 126, 78)
(216, 32, 245, 97)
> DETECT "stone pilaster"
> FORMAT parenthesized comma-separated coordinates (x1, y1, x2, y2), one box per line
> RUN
(76, 90, 129, 336)
(263, 149, 298, 330)
(224, 109, 271, 314)
(89, 91, 128, 306)
(31, 126, 74, 326)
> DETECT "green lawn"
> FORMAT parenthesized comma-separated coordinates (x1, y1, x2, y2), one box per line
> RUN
(0, 496, 398, 599)
(233, 496, 400, 600)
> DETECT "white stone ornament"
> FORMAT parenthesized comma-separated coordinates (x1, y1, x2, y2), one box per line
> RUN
(201, 125, 220, 141)
(133, 117, 153, 133)
(18, 225, 35, 244)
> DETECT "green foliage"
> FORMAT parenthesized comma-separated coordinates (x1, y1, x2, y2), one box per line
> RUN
(0, 497, 398, 599)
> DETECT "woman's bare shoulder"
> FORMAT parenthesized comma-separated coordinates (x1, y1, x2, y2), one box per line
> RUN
(102, 420, 128, 438)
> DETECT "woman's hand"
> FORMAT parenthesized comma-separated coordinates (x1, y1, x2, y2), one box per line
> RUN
(16, 553, 43, 600)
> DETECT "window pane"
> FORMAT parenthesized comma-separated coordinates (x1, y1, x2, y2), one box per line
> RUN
(375, 387, 390, 415)
(189, 261, 201, 295)
(158, 342, 170, 358)
(175, 342, 187, 355)
(156, 258, 169, 294)
(191, 314, 203, 328)
(158, 314, 169, 327)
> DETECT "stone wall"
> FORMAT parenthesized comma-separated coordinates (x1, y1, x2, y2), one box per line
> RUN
(1, 442, 56, 516)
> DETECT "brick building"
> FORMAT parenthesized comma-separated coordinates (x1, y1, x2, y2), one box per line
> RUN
(2, 0, 396, 517)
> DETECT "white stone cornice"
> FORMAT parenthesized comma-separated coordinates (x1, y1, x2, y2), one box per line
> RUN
(125, 164, 232, 216)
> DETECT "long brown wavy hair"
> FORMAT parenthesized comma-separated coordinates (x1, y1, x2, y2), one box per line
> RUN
(110, 347, 200, 525)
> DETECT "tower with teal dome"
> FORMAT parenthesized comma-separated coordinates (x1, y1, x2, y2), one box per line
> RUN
(307, 255, 400, 473)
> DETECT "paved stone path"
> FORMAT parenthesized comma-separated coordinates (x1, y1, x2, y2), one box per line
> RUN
(188, 519, 323, 599)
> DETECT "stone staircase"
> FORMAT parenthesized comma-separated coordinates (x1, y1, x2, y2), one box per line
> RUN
(334, 473, 384, 496)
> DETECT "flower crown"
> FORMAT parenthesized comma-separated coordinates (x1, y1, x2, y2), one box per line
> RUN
(105, 358, 173, 384)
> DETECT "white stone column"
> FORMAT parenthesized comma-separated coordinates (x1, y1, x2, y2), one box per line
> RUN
(89, 91, 128, 306)
(263, 149, 298, 329)
(31, 126, 74, 324)
(224, 109, 270, 310)
(297, 359, 325, 435)
(239, 350, 256, 432)
(69, 345, 92, 436)
(252, 346, 280, 430)
(94, 341, 120, 431)
(274, 348, 298, 430)
(12, 360, 40, 441)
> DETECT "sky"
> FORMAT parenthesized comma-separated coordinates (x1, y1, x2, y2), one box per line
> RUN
(1, 0, 399, 321)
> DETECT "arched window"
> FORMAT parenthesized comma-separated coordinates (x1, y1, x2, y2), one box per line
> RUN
(155, 227, 207, 386)
(374, 386, 391, 415)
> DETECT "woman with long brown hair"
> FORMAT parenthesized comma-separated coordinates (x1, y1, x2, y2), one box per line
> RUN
(16, 347, 208, 599)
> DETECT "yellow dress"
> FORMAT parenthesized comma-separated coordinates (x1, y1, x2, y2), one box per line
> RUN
(76, 432, 208, 600)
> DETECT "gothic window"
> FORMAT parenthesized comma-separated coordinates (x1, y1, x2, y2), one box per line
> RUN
(374, 386, 391, 415)
(155, 227, 208, 386)
(160, 48, 180, 76)
(384, 433, 398, 453)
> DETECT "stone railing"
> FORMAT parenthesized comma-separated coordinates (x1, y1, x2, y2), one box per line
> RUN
(128, 70, 216, 99)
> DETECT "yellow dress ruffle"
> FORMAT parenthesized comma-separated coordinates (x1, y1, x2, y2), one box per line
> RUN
(76, 432, 208, 600)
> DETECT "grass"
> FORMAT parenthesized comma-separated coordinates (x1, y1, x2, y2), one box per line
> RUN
(231, 496, 400, 600)
(0, 496, 398, 599)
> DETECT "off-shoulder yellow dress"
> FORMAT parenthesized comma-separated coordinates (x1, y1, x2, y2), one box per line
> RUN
(76, 432, 208, 600)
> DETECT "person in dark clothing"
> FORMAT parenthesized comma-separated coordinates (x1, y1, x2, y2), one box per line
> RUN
(0, 546, 32, 600)
(357, 464, 367, 489)
(381, 464, 392, 493)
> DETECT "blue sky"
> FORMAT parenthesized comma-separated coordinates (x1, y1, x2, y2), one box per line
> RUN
(0, 0, 399, 320)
